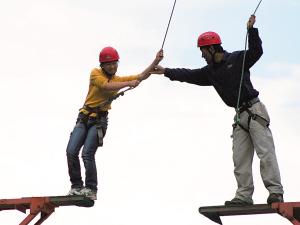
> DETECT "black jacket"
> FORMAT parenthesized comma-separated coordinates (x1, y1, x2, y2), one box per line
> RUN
(164, 28, 263, 108)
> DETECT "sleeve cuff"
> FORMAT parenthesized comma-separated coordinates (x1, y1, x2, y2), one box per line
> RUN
(164, 68, 171, 77)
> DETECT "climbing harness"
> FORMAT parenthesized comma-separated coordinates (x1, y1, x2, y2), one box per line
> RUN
(233, 109, 269, 133)
(233, 97, 269, 133)
(234, 0, 263, 130)
(161, 0, 177, 49)
(79, 87, 133, 146)
(76, 109, 108, 146)
(80, 87, 132, 118)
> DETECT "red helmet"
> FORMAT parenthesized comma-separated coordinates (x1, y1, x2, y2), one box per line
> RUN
(99, 46, 120, 63)
(197, 31, 222, 47)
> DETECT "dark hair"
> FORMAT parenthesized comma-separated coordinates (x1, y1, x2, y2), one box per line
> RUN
(212, 44, 224, 53)
(100, 62, 107, 67)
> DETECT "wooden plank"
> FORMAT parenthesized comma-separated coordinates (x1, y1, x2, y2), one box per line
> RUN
(199, 204, 277, 224)
(200, 204, 276, 216)
(49, 195, 94, 207)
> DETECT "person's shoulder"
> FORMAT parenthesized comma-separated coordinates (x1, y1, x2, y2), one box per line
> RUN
(90, 68, 109, 82)
(90, 68, 105, 76)
(91, 67, 101, 74)
(248, 27, 258, 32)
(228, 50, 244, 58)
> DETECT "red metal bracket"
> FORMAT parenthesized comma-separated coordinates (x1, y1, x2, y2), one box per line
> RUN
(0, 195, 94, 225)
(272, 202, 300, 225)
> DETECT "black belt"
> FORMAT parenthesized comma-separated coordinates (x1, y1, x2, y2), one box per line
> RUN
(238, 97, 260, 113)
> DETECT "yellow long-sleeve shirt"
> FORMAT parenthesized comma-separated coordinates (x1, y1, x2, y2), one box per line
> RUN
(80, 68, 139, 116)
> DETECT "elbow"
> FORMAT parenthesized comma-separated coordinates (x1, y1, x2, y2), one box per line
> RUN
(259, 46, 263, 56)
(137, 74, 143, 81)
(252, 47, 263, 60)
(258, 48, 263, 59)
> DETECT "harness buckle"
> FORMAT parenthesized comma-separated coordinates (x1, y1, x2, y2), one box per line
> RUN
(238, 97, 260, 113)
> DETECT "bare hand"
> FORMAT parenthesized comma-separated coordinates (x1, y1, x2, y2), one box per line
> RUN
(152, 65, 165, 74)
(128, 80, 140, 88)
(247, 15, 256, 29)
(155, 49, 164, 63)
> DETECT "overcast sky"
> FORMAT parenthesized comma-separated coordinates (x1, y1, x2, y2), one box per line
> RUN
(0, 0, 299, 225)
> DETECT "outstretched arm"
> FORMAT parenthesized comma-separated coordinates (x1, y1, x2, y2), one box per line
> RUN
(151, 65, 166, 74)
(101, 80, 140, 91)
(151, 64, 211, 86)
(137, 49, 164, 81)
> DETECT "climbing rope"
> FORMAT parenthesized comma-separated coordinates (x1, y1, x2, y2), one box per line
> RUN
(100, 87, 134, 108)
(235, 0, 263, 124)
(106, 0, 177, 106)
(161, 0, 177, 49)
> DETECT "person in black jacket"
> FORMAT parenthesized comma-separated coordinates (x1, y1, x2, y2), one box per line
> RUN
(152, 15, 284, 206)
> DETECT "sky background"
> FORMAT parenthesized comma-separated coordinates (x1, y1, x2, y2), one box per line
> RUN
(0, 0, 299, 225)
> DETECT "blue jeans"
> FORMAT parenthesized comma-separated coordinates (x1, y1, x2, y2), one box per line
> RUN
(66, 114, 107, 191)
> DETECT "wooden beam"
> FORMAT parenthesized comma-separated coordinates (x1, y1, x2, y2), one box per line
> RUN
(199, 202, 300, 225)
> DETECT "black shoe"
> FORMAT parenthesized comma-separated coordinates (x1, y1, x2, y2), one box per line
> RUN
(267, 193, 284, 204)
(225, 198, 253, 206)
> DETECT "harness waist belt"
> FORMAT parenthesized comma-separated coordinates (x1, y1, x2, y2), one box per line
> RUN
(82, 105, 108, 117)
(239, 97, 260, 113)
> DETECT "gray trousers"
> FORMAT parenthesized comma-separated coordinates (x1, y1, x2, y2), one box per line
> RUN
(232, 101, 284, 203)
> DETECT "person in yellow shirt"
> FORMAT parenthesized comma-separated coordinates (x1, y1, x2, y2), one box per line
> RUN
(66, 46, 163, 200)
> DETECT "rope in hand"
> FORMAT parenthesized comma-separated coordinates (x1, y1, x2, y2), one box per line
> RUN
(235, 0, 263, 124)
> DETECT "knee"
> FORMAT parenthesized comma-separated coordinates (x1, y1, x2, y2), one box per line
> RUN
(81, 154, 95, 162)
(66, 145, 77, 155)
(81, 150, 96, 161)
(66, 151, 79, 161)
(66, 136, 84, 156)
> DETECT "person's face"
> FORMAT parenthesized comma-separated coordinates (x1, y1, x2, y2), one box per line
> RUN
(101, 61, 118, 76)
(200, 46, 214, 64)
